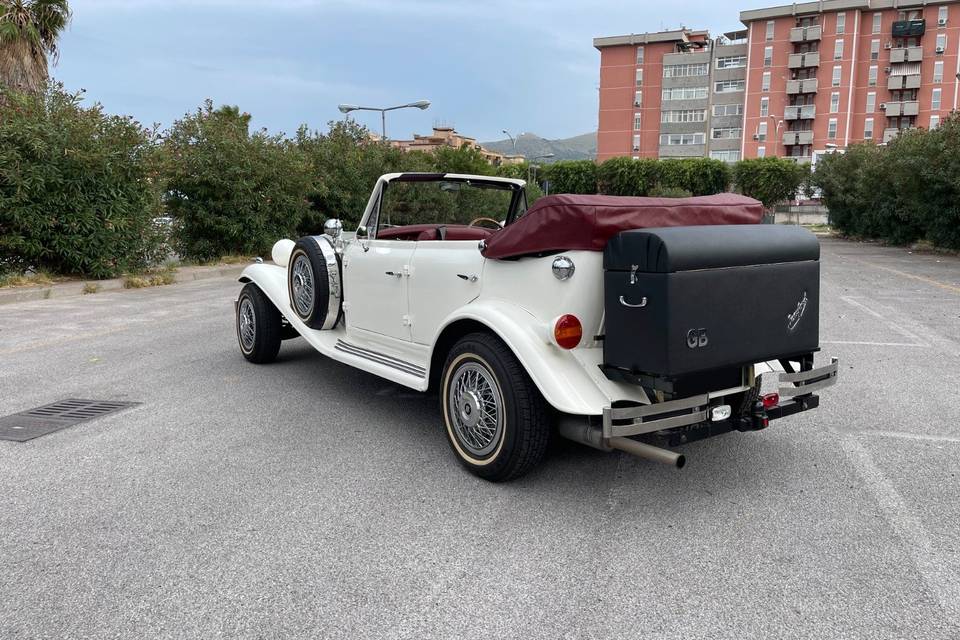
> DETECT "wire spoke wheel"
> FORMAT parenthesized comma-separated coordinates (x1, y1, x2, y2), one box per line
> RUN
(238, 297, 257, 352)
(291, 254, 315, 317)
(447, 360, 505, 457)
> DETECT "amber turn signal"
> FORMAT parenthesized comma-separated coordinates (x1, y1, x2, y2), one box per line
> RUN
(554, 314, 583, 349)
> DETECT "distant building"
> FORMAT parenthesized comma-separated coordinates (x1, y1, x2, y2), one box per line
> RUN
(595, 0, 960, 164)
(389, 126, 521, 166)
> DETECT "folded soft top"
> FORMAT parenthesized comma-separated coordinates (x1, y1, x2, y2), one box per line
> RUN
(481, 193, 765, 260)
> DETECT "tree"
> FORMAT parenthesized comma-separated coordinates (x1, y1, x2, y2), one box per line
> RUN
(732, 157, 807, 209)
(0, 0, 71, 94)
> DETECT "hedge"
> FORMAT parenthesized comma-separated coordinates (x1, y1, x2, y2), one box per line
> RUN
(595, 157, 731, 197)
(731, 157, 809, 209)
(0, 85, 166, 278)
(813, 113, 960, 249)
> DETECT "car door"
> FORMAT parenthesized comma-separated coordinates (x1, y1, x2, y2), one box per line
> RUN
(342, 238, 415, 341)
(407, 240, 485, 345)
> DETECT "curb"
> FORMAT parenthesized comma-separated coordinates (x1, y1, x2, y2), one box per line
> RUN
(0, 264, 251, 307)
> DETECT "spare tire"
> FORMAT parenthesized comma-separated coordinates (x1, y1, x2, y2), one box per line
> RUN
(287, 236, 342, 330)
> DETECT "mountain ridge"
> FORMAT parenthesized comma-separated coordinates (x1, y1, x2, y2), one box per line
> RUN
(481, 131, 596, 162)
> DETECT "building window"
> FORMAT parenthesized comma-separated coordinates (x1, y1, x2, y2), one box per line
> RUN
(758, 121, 768, 141)
(636, 68, 643, 86)
(868, 65, 878, 86)
(936, 34, 947, 53)
(712, 103, 743, 117)
(934, 61, 944, 83)
(764, 46, 773, 67)
(661, 109, 707, 123)
(864, 117, 874, 139)
(659, 133, 706, 145)
(712, 127, 742, 140)
(930, 115, 941, 129)
(938, 6, 948, 25)
(632, 134, 641, 151)
(716, 55, 746, 69)
(760, 97, 769, 117)
(663, 63, 709, 78)
(837, 12, 846, 34)
(866, 92, 876, 112)
(828, 118, 838, 139)
(761, 72, 771, 91)
(872, 13, 882, 34)
(832, 65, 842, 86)
(766, 20, 775, 41)
(870, 39, 880, 60)
(715, 79, 746, 93)
(634, 113, 642, 130)
(710, 150, 741, 162)
(757, 146, 766, 158)
(634, 90, 642, 106)
(932, 87, 942, 109)
(636, 46, 645, 64)
(834, 39, 844, 60)
(661, 86, 708, 100)
(830, 92, 840, 113)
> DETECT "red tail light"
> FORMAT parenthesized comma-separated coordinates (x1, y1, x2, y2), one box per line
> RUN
(554, 314, 582, 349)
(761, 392, 780, 409)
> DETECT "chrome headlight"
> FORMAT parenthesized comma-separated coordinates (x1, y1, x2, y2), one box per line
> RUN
(551, 255, 575, 280)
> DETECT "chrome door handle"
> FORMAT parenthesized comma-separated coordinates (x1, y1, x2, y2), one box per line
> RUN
(385, 271, 403, 278)
(619, 295, 647, 308)
(456, 274, 478, 282)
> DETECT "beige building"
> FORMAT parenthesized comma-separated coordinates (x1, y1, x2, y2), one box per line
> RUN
(390, 127, 522, 166)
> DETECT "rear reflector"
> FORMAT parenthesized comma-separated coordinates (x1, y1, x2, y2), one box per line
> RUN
(553, 314, 583, 349)
(761, 392, 780, 409)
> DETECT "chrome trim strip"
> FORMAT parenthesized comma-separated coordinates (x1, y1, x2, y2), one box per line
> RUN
(780, 359, 838, 383)
(778, 357, 838, 397)
(335, 340, 426, 378)
(603, 393, 710, 438)
(312, 235, 342, 331)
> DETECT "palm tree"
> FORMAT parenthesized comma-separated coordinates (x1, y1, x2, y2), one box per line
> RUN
(0, 0, 71, 94)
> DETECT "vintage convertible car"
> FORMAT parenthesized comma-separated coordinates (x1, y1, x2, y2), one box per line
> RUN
(235, 172, 837, 481)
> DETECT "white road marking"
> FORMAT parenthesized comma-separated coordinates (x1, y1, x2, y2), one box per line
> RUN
(839, 296, 928, 346)
(861, 430, 960, 445)
(821, 340, 926, 347)
(839, 435, 960, 628)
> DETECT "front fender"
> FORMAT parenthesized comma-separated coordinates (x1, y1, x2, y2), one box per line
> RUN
(430, 299, 649, 416)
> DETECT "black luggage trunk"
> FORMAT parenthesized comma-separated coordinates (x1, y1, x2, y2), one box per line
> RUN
(603, 225, 820, 377)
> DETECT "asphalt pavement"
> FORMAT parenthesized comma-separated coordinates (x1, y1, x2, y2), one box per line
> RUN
(1, 238, 959, 639)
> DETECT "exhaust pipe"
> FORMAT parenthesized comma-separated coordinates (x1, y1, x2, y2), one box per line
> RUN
(557, 418, 686, 469)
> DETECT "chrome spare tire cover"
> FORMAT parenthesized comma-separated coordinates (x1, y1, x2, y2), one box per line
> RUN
(287, 236, 342, 330)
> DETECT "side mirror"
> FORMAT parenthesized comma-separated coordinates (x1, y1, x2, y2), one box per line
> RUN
(356, 225, 368, 239)
(324, 218, 343, 239)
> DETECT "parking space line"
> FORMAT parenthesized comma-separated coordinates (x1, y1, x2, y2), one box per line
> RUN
(820, 340, 926, 347)
(860, 430, 960, 445)
(839, 296, 929, 347)
(844, 258, 960, 295)
(839, 435, 960, 628)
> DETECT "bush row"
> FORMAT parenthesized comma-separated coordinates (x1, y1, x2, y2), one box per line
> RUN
(812, 113, 960, 249)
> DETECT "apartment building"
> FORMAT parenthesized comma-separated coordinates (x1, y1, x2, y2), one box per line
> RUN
(595, 29, 748, 161)
(596, 1, 960, 163)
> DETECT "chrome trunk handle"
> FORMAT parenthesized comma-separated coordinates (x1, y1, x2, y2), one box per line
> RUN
(619, 295, 647, 308)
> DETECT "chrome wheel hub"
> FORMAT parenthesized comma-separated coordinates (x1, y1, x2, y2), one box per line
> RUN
(448, 361, 504, 457)
(291, 254, 314, 316)
(238, 298, 256, 351)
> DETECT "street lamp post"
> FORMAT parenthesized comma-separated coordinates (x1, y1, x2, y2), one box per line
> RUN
(502, 129, 517, 154)
(337, 100, 431, 141)
(767, 115, 783, 157)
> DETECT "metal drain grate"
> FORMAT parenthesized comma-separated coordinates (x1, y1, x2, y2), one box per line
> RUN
(0, 399, 140, 442)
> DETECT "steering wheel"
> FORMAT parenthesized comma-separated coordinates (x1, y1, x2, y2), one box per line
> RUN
(468, 217, 502, 229)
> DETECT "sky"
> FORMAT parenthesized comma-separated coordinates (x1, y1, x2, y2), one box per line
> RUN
(56, 0, 748, 142)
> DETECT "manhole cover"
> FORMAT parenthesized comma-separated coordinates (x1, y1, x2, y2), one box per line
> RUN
(0, 399, 140, 442)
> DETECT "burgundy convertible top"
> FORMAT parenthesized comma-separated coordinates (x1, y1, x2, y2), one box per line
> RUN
(482, 193, 764, 260)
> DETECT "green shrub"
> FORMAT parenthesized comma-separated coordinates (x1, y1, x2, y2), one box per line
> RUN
(648, 185, 693, 198)
(732, 157, 807, 209)
(543, 160, 597, 194)
(597, 157, 654, 195)
(161, 101, 314, 262)
(0, 85, 166, 278)
(597, 156, 729, 197)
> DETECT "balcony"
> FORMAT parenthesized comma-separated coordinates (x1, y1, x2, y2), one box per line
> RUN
(786, 78, 819, 94)
(888, 74, 922, 90)
(883, 101, 919, 117)
(787, 52, 820, 69)
(889, 46, 924, 63)
(883, 128, 901, 143)
(784, 104, 817, 120)
(786, 156, 813, 164)
(783, 131, 814, 146)
(789, 25, 822, 42)
(892, 19, 925, 38)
